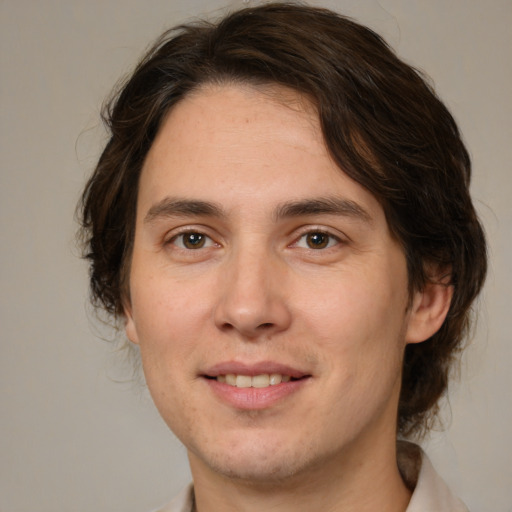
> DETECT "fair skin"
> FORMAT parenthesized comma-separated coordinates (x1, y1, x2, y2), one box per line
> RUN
(124, 84, 451, 512)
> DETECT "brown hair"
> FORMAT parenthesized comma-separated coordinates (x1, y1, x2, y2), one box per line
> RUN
(78, 3, 487, 437)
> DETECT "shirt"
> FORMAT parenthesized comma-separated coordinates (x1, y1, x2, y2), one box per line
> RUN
(153, 443, 468, 512)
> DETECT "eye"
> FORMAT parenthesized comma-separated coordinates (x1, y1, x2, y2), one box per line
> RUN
(171, 232, 215, 250)
(294, 231, 340, 250)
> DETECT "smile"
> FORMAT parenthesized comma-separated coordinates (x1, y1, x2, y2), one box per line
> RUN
(204, 364, 310, 409)
(216, 374, 292, 388)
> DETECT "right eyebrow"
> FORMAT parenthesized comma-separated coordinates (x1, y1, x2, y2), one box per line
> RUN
(143, 197, 226, 224)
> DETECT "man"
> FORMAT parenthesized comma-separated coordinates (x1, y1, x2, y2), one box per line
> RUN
(78, 3, 487, 511)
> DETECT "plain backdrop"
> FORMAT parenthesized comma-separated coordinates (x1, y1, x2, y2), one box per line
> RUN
(1, 1, 511, 511)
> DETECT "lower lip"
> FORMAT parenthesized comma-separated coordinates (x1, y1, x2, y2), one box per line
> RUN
(204, 378, 309, 410)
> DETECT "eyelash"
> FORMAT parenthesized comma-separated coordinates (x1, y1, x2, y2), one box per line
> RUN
(167, 230, 217, 250)
(165, 228, 343, 252)
(291, 230, 342, 250)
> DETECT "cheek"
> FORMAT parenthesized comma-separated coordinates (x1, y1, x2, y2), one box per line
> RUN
(131, 265, 211, 327)
(299, 271, 406, 339)
(296, 268, 408, 383)
(130, 278, 208, 420)
(128, 271, 214, 371)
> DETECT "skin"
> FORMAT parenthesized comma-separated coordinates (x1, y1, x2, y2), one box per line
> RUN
(124, 84, 452, 512)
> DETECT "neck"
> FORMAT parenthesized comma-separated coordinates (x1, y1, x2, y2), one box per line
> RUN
(189, 437, 411, 512)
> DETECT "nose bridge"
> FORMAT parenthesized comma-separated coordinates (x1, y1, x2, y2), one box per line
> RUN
(214, 236, 291, 337)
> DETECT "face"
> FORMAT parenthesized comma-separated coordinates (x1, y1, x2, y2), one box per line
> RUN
(125, 84, 428, 485)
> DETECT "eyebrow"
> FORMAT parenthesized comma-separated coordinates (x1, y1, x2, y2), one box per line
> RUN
(144, 198, 226, 224)
(274, 197, 372, 223)
(144, 196, 372, 224)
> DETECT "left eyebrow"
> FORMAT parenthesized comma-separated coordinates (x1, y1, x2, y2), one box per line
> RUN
(273, 197, 372, 223)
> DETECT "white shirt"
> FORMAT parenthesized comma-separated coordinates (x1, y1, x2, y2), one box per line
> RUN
(153, 444, 468, 512)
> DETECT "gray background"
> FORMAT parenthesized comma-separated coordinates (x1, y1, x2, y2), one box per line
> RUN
(1, 0, 511, 510)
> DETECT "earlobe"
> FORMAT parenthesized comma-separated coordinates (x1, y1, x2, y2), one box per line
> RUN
(123, 305, 140, 344)
(406, 280, 453, 344)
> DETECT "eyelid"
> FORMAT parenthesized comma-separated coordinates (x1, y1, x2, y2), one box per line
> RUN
(289, 226, 348, 248)
(293, 233, 339, 250)
(173, 233, 214, 250)
(161, 224, 348, 251)
(164, 225, 220, 248)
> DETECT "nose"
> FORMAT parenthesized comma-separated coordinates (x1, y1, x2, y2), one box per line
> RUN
(214, 244, 292, 339)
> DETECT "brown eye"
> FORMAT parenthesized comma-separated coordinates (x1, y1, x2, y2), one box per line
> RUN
(305, 232, 330, 249)
(175, 232, 208, 249)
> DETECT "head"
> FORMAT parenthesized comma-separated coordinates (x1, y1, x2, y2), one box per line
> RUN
(79, 3, 486, 440)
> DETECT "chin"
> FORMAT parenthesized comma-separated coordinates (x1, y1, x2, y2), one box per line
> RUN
(189, 434, 328, 485)
(206, 455, 307, 484)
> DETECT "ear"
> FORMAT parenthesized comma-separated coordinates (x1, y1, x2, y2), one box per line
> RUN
(406, 278, 453, 344)
(123, 303, 140, 345)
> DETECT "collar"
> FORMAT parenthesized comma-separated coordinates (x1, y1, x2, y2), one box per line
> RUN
(398, 442, 469, 511)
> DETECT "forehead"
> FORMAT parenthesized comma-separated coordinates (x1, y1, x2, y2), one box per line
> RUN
(138, 83, 383, 223)
(145, 83, 324, 173)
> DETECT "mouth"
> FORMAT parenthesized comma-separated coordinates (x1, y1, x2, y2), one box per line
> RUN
(206, 373, 297, 388)
(201, 361, 311, 408)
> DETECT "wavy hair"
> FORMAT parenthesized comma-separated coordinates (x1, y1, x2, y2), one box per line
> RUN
(78, 3, 487, 436)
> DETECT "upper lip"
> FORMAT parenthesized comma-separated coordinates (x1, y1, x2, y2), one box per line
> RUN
(203, 360, 310, 379)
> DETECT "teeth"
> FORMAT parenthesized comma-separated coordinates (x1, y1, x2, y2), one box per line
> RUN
(218, 373, 292, 388)
(252, 374, 270, 388)
(269, 374, 281, 385)
(236, 375, 252, 388)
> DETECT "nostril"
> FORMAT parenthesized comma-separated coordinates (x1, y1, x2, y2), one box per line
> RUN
(259, 323, 274, 329)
